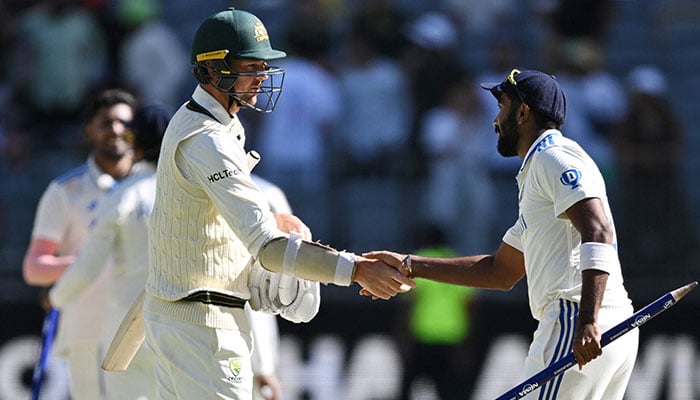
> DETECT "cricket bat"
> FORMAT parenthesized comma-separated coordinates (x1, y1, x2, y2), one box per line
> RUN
(101, 289, 146, 371)
(495, 281, 698, 400)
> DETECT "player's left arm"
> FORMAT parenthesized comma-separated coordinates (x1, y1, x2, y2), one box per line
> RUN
(565, 197, 613, 369)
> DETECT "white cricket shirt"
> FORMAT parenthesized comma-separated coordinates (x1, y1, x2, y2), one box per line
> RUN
(146, 86, 285, 328)
(49, 162, 156, 346)
(502, 130, 632, 321)
(31, 156, 120, 352)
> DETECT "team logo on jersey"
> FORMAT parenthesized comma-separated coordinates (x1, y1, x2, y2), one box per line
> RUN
(227, 357, 243, 383)
(560, 169, 581, 189)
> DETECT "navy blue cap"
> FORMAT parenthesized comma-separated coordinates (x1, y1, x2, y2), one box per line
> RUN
(481, 69, 566, 125)
(128, 103, 174, 161)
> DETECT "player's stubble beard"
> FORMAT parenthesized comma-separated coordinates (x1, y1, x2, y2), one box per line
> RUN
(97, 137, 132, 161)
(497, 106, 520, 157)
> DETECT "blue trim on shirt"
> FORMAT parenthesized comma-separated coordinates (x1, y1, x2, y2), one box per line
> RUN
(520, 131, 563, 173)
(54, 163, 88, 184)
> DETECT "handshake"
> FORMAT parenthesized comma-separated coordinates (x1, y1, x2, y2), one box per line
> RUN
(247, 260, 320, 323)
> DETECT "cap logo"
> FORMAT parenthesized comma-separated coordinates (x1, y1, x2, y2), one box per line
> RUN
(196, 49, 229, 62)
(253, 22, 269, 42)
(507, 69, 521, 86)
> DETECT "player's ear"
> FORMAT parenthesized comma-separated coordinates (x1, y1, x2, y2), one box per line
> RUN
(84, 120, 95, 142)
(519, 103, 531, 122)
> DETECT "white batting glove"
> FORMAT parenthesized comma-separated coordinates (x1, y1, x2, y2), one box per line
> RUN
(278, 278, 321, 323)
(248, 259, 321, 322)
(247, 260, 280, 315)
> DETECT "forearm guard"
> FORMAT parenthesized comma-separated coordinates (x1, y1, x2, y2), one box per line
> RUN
(257, 233, 356, 286)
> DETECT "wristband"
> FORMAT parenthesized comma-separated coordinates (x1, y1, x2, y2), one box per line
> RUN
(580, 242, 618, 275)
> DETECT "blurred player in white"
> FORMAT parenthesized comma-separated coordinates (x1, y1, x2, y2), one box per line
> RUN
(367, 69, 638, 399)
(144, 8, 414, 400)
(48, 103, 172, 399)
(23, 89, 138, 400)
(248, 174, 293, 400)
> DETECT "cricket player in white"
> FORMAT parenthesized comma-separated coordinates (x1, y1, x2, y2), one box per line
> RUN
(248, 174, 293, 400)
(48, 104, 173, 399)
(23, 89, 137, 400)
(144, 8, 414, 400)
(366, 69, 638, 399)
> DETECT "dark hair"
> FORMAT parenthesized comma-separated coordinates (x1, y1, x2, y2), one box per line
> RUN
(508, 95, 562, 131)
(83, 89, 138, 121)
(130, 103, 173, 163)
(531, 111, 561, 131)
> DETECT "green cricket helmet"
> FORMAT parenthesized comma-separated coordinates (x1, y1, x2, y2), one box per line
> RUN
(191, 8, 286, 113)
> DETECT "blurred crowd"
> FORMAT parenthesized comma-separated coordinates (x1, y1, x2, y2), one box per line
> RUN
(1, 0, 699, 300)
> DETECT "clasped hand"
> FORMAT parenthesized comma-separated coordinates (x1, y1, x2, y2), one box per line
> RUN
(355, 250, 414, 300)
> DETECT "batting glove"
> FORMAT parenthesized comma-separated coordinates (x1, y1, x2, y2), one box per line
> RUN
(279, 278, 320, 323)
(247, 260, 280, 315)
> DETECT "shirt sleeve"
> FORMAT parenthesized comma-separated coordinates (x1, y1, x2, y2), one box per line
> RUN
(252, 176, 293, 214)
(536, 147, 607, 219)
(177, 130, 284, 256)
(48, 190, 121, 308)
(31, 181, 70, 241)
(502, 218, 524, 252)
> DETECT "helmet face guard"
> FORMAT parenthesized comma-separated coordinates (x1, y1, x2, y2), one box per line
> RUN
(196, 58, 285, 113)
(191, 9, 287, 113)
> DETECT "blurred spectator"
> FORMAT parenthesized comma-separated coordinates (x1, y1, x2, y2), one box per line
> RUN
(116, 0, 190, 108)
(9, 0, 108, 150)
(253, 19, 341, 241)
(612, 65, 699, 275)
(442, 0, 518, 34)
(418, 70, 496, 254)
(537, 0, 616, 42)
(551, 38, 628, 181)
(331, 11, 412, 250)
(0, 125, 47, 254)
(399, 11, 463, 178)
(475, 40, 523, 239)
(398, 224, 478, 400)
(349, 0, 407, 59)
(335, 11, 412, 177)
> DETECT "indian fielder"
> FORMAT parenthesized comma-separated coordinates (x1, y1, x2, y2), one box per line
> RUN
(23, 89, 138, 400)
(366, 69, 638, 399)
(143, 8, 414, 400)
(48, 103, 173, 399)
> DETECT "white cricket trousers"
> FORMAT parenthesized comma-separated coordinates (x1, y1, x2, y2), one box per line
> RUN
(102, 341, 157, 400)
(144, 309, 254, 399)
(524, 299, 639, 400)
(64, 344, 102, 400)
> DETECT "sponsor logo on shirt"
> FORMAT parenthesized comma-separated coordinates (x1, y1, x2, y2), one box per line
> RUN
(207, 168, 241, 183)
(560, 168, 581, 189)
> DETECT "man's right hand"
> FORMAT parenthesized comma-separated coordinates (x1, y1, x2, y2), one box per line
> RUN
(353, 256, 415, 300)
(363, 250, 411, 275)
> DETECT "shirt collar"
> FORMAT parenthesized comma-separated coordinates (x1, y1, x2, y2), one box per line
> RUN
(192, 85, 244, 141)
(192, 85, 237, 123)
(519, 129, 562, 173)
(87, 155, 117, 191)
